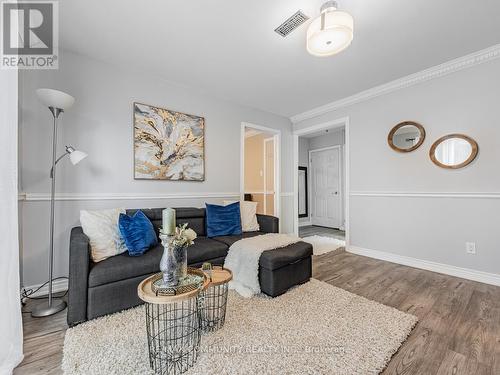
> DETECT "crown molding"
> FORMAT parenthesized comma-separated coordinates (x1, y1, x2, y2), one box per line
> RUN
(290, 44, 500, 124)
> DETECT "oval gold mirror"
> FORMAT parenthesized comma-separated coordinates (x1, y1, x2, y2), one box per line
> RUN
(388, 121, 426, 152)
(429, 134, 478, 169)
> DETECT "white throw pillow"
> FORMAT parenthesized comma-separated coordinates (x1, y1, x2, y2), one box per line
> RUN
(80, 208, 128, 262)
(224, 200, 260, 232)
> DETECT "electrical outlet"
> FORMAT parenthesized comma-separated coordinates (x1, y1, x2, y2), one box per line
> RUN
(466, 242, 476, 254)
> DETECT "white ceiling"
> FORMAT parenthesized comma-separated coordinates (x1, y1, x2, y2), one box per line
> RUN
(60, 0, 500, 118)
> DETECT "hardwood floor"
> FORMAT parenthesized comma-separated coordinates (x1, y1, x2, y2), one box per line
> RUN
(15, 296, 68, 375)
(299, 225, 346, 240)
(15, 251, 500, 374)
(314, 251, 500, 375)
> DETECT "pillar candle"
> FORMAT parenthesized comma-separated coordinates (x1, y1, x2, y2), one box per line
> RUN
(162, 208, 176, 235)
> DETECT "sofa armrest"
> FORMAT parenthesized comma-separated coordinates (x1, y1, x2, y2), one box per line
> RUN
(67, 226, 91, 326)
(257, 214, 279, 234)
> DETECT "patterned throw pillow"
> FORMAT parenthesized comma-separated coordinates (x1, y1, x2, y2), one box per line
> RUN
(80, 208, 128, 262)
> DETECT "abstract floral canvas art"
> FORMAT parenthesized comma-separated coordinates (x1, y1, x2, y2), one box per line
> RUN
(134, 103, 205, 180)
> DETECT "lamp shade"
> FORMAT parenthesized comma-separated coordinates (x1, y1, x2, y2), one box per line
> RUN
(307, 2, 354, 57)
(69, 150, 88, 165)
(36, 88, 75, 110)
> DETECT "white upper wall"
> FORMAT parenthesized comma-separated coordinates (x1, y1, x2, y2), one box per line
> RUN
(293, 57, 500, 276)
(20, 50, 293, 196)
(18, 50, 294, 286)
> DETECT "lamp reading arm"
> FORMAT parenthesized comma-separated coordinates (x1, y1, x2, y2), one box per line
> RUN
(49, 146, 76, 178)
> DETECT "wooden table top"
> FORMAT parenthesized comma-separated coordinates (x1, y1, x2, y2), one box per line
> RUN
(137, 266, 233, 304)
(138, 270, 209, 304)
(205, 266, 233, 287)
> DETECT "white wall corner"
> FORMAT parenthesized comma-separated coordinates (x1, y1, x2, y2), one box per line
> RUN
(348, 245, 500, 287)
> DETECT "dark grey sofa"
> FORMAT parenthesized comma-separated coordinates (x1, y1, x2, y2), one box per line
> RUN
(67, 207, 312, 326)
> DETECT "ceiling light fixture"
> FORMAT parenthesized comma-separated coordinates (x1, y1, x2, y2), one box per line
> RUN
(307, 1, 354, 57)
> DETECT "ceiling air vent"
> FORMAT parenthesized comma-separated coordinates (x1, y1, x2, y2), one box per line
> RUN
(274, 10, 309, 37)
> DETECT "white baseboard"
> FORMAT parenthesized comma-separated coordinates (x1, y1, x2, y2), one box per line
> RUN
(299, 220, 312, 227)
(21, 278, 69, 299)
(348, 246, 500, 287)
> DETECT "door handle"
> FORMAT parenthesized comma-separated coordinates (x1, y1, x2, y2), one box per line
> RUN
(333, 192, 338, 195)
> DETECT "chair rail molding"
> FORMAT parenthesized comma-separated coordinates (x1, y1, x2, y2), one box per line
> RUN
(348, 246, 500, 287)
(350, 191, 500, 199)
(19, 192, 241, 202)
(290, 43, 500, 123)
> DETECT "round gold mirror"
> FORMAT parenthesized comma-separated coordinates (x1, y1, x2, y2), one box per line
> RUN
(388, 121, 426, 153)
(429, 134, 478, 169)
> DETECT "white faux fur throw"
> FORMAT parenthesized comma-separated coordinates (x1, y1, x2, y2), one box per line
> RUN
(223, 233, 300, 298)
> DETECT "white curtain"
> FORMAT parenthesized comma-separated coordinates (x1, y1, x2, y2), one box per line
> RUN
(0, 69, 23, 373)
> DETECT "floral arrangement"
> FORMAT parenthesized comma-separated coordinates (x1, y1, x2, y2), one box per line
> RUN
(161, 223, 197, 247)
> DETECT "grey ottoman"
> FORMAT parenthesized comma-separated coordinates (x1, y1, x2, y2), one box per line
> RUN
(259, 241, 313, 297)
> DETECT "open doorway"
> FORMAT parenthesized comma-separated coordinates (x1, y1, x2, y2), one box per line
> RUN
(293, 117, 349, 252)
(240, 123, 281, 225)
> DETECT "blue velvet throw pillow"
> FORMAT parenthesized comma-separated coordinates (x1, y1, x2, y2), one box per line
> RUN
(118, 210, 158, 256)
(205, 202, 242, 238)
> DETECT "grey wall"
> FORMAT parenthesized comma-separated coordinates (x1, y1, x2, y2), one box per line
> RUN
(293, 58, 500, 276)
(309, 129, 345, 150)
(298, 137, 309, 168)
(19, 50, 294, 287)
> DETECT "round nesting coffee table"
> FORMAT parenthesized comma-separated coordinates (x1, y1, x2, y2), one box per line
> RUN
(138, 269, 209, 375)
(199, 266, 232, 333)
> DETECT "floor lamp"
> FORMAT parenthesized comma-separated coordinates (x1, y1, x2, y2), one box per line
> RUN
(31, 88, 88, 318)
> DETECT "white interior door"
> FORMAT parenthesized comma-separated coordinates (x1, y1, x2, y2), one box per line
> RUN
(310, 147, 341, 228)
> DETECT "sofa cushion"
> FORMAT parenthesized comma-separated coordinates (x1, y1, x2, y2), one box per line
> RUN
(88, 245, 162, 287)
(212, 231, 263, 247)
(88, 237, 228, 287)
(259, 241, 313, 271)
(187, 237, 229, 265)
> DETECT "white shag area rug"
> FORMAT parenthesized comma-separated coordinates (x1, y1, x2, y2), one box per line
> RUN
(302, 235, 346, 255)
(63, 279, 417, 375)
